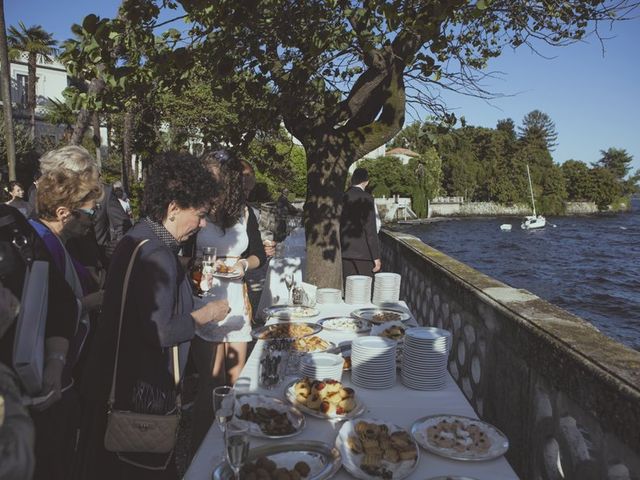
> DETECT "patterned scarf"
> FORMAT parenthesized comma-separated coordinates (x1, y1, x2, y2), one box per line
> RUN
(142, 217, 179, 254)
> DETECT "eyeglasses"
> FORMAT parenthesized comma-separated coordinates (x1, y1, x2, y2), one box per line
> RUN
(74, 207, 96, 219)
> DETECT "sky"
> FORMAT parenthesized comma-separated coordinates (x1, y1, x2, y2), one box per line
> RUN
(5, 0, 640, 173)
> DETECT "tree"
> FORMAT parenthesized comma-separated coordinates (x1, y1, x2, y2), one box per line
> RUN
(518, 110, 558, 153)
(589, 167, 621, 210)
(496, 118, 516, 140)
(7, 22, 57, 139)
(0, 0, 16, 180)
(561, 159, 593, 201)
(69, 0, 636, 288)
(594, 147, 633, 181)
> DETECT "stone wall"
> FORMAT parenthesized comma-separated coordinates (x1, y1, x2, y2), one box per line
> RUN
(380, 230, 640, 480)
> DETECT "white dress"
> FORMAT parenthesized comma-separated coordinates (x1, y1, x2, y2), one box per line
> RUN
(194, 211, 252, 342)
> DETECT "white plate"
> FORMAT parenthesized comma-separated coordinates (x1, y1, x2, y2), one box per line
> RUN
(411, 414, 509, 461)
(335, 419, 419, 480)
(234, 393, 305, 438)
(212, 270, 243, 280)
(263, 305, 321, 319)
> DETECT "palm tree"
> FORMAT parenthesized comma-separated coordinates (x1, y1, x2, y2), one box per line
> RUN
(7, 22, 57, 139)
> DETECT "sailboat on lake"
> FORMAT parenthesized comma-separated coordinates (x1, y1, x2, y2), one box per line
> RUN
(521, 164, 546, 230)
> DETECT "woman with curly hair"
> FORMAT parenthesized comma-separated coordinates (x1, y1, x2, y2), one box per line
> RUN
(189, 149, 266, 451)
(72, 152, 229, 480)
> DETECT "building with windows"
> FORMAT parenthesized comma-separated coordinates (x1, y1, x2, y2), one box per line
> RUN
(2, 52, 69, 141)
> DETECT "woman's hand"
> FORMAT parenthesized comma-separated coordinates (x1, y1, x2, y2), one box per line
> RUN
(33, 357, 64, 411)
(192, 299, 230, 326)
(81, 290, 104, 313)
(231, 259, 249, 278)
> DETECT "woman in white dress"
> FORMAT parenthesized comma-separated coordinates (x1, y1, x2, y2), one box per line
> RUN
(190, 149, 266, 451)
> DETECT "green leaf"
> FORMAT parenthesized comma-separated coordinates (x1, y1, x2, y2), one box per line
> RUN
(477, 0, 488, 10)
(82, 14, 99, 34)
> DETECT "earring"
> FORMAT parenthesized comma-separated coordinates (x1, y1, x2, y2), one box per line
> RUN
(169, 216, 175, 222)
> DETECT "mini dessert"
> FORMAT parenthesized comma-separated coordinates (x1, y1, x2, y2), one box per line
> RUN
(426, 418, 492, 454)
(241, 457, 311, 479)
(237, 404, 297, 436)
(293, 378, 357, 415)
(291, 335, 330, 352)
(371, 311, 402, 324)
(380, 325, 405, 340)
(258, 323, 315, 340)
(346, 420, 418, 477)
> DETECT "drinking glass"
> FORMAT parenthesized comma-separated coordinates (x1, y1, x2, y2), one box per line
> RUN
(190, 257, 203, 296)
(213, 385, 234, 434)
(201, 247, 217, 294)
(225, 422, 250, 480)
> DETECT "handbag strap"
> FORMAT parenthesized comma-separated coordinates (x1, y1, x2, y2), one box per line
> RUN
(107, 239, 182, 409)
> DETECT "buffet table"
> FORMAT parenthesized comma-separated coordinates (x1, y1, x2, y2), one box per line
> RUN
(185, 300, 519, 480)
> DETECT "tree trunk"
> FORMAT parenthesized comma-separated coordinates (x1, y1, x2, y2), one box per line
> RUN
(70, 76, 106, 145)
(28, 53, 36, 139)
(303, 135, 352, 289)
(91, 111, 101, 169)
(122, 108, 134, 193)
(0, 0, 16, 180)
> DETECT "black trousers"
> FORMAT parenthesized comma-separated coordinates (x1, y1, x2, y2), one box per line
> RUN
(342, 258, 374, 287)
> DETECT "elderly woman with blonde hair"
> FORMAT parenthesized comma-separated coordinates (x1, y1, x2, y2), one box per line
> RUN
(25, 163, 104, 480)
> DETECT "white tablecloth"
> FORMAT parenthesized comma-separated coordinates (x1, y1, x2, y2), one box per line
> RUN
(185, 302, 519, 480)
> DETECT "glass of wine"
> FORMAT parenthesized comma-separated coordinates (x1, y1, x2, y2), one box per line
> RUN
(191, 257, 204, 296)
(225, 422, 250, 480)
(213, 385, 234, 434)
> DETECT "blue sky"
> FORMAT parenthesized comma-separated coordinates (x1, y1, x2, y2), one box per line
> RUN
(6, 0, 640, 173)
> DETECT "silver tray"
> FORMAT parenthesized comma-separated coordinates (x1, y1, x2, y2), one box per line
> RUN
(411, 414, 509, 461)
(350, 307, 411, 325)
(212, 440, 341, 480)
(335, 418, 420, 480)
(234, 393, 305, 439)
(251, 321, 322, 341)
(284, 379, 365, 420)
(264, 304, 320, 319)
(318, 316, 371, 333)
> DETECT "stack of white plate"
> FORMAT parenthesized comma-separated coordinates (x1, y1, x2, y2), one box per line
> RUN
(345, 276, 372, 304)
(401, 327, 452, 390)
(299, 352, 344, 382)
(316, 288, 342, 304)
(351, 336, 397, 389)
(372, 273, 401, 304)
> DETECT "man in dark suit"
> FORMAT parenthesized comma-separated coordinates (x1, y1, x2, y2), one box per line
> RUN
(340, 168, 381, 284)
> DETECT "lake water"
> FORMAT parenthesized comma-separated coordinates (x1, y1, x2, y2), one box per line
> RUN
(403, 198, 640, 351)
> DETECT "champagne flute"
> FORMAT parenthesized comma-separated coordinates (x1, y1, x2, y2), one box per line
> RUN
(201, 247, 217, 294)
(225, 422, 250, 480)
(213, 385, 234, 434)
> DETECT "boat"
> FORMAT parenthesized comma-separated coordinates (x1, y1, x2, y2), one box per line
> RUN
(521, 164, 546, 230)
(500, 224, 512, 232)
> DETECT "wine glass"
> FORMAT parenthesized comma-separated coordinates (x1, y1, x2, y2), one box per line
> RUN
(191, 257, 203, 296)
(213, 385, 234, 434)
(225, 422, 250, 480)
(284, 274, 294, 304)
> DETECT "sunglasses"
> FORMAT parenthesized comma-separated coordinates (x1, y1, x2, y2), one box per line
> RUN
(74, 207, 96, 219)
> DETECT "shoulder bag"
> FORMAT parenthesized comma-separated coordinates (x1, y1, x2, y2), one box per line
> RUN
(104, 239, 181, 454)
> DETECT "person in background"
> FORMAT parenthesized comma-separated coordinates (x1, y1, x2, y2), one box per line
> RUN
(189, 150, 266, 452)
(72, 152, 228, 480)
(26, 171, 40, 218)
(5, 181, 33, 218)
(240, 160, 276, 258)
(339, 167, 382, 285)
(93, 180, 133, 266)
(113, 181, 133, 220)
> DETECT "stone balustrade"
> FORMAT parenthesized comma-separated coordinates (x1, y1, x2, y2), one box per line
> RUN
(380, 229, 640, 480)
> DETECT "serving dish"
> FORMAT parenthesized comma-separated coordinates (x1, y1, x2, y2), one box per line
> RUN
(318, 316, 370, 333)
(371, 321, 407, 341)
(335, 418, 419, 480)
(234, 393, 305, 439)
(251, 322, 322, 341)
(285, 378, 365, 420)
(212, 440, 342, 480)
(350, 308, 411, 325)
(264, 305, 320, 319)
(411, 414, 508, 461)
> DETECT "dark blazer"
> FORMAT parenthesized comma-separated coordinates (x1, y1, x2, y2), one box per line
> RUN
(340, 186, 380, 261)
(93, 184, 132, 248)
(81, 221, 195, 407)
